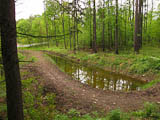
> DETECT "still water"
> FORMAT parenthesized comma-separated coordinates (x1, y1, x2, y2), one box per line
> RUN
(48, 54, 146, 91)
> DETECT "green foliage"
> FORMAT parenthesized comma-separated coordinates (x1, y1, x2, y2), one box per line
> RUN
(21, 71, 56, 119)
(0, 70, 6, 118)
(108, 109, 121, 120)
(30, 56, 37, 62)
(129, 56, 160, 74)
(107, 109, 130, 120)
(143, 102, 160, 119)
(133, 102, 160, 120)
(18, 52, 26, 61)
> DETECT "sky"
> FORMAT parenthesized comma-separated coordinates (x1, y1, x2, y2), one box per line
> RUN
(16, 0, 160, 21)
(16, 0, 44, 20)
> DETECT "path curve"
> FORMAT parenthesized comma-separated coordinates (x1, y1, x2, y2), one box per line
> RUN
(22, 50, 160, 114)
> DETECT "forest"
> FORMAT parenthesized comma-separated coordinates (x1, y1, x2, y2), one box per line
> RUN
(1, 0, 160, 120)
(16, 0, 160, 53)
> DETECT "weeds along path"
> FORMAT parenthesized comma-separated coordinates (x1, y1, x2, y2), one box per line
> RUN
(21, 50, 160, 114)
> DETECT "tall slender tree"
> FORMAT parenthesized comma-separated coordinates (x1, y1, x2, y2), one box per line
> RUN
(0, 0, 24, 119)
(73, 0, 76, 52)
(115, 0, 119, 54)
(134, 0, 140, 53)
(61, 0, 67, 49)
(93, 0, 97, 53)
(102, 0, 105, 51)
(89, 0, 92, 49)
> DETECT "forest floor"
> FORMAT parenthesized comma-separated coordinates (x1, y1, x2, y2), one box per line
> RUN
(21, 50, 160, 115)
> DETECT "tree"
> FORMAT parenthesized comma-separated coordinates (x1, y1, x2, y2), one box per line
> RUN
(134, 0, 140, 53)
(61, 0, 67, 49)
(115, 0, 119, 54)
(93, 0, 97, 53)
(73, 0, 76, 52)
(102, 0, 105, 51)
(0, 0, 24, 119)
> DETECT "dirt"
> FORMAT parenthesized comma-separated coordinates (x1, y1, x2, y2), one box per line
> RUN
(21, 50, 160, 115)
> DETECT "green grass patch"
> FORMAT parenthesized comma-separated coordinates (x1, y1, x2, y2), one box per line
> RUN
(132, 102, 160, 120)
(22, 74, 56, 120)
(142, 79, 160, 89)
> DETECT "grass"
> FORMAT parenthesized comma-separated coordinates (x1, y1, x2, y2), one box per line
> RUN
(53, 103, 160, 120)
(142, 78, 160, 89)
(132, 102, 160, 120)
(22, 76, 56, 120)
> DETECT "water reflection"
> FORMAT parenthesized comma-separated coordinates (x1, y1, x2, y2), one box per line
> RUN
(48, 54, 145, 91)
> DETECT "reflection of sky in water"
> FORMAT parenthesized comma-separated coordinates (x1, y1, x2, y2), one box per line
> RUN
(49, 55, 146, 91)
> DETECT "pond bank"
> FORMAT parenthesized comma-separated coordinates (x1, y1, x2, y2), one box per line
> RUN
(42, 49, 160, 85)
(45, 53, 146, 91)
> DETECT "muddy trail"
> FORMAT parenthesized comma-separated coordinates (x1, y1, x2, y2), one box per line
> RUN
(21, 50, 160, 114)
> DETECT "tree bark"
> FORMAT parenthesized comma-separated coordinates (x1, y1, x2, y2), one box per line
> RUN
(93, 0, 97, 53)
(73, 0, 76, 52)
(76, 0, 79, 50)
(115, 0, 119, 54)
(108, 0, 111, 49)
(61, 0, 67, 49)
(0, 0, 24, 119)
(134, 0, 140, 53)
(102, 0, 105, 51)
(139, 0, 143, 48)
(69, 14, 72, 50)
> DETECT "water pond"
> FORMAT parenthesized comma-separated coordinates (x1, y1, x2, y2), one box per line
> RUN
(47, 54, 146, 91)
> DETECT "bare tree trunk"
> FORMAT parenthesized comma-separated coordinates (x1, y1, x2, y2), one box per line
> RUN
(124, 8, 127, 47)
(134, 0, 140, 53)
(89, 0, 92, 49)
(102, 0, 105, 51)
(62, 0, 67, 49)
(115, 0, 119, 54)
(139, 0, 143, 48)
(0, 0, 24, 119)
(76, 0, 79, 50)
(69, 14, 72, 50)
(93, 0, 97, 53)
(132, 0, 135, 42)
(73, 0, 76, 53)
(53, 17, 58, 47)
(128, 0, 131, 22)
(108, 0, 111, 49)
(44, 5, 49, 48)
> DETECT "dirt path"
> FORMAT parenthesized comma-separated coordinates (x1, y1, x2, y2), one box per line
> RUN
(22, 50, 160, 114)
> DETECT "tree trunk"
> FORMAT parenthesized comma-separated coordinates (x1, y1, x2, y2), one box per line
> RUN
(115, 0, 119, 54)
(89, 0, 92, 49)
(62, 0, 66, 49)
(53, 17, 58, 47)
(108, 0, 111, 49)
(93, 0, 97, 53)
(134, 0, 140, 53)
(44, 12, 49, 47)
(73, 0, 76, 52)
(0, 0, 24, 119)
(102, 0, 105, 51)
(69, 14, 72, 50)
(76, 0, 79, 50)
(139, 0, 143, 48)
